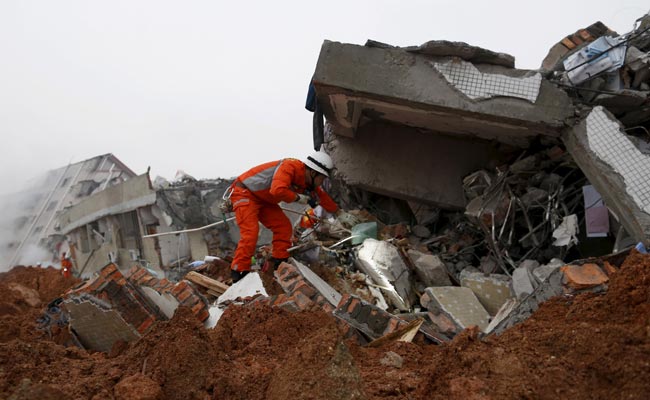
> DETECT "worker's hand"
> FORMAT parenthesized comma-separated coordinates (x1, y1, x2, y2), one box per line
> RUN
(296, 194, 311, 205)
(336, 210, 360, 228)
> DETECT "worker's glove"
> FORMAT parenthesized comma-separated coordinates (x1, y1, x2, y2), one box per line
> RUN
(336, 210, 360, 228)
(296, 194, 311, 205)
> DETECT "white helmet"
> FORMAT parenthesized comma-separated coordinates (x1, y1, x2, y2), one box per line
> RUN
(304, 151, 333, 177)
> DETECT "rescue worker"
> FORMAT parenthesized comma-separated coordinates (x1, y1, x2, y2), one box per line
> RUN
(61, 252, 72, 279)
(228, 150, 344, 282)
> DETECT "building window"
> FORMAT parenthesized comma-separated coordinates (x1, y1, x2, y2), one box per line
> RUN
(117, 211, 142, 251)
(60, 177, 70, 188)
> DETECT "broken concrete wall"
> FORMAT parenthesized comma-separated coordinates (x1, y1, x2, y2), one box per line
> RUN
(59, 174, 168, 276)
(62, 263, 209, 352)
(563, 106, 650, 245)
(313, 40, 574, 208)
(327, 120, 503, 209)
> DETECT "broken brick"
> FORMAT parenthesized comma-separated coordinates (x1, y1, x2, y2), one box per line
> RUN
(561, 37, 577, 49)
(176, 288, 194, 303)
(136, 317, 155, 334)
(561, 263, 609, 290)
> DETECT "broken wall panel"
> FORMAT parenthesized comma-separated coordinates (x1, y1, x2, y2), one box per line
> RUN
(327, 121, 504, 209)
(563, 106, 650, 245)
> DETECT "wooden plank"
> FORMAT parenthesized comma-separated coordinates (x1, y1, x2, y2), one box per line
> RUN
(366, 318, 424, 348)
(185, 271, 230, 294)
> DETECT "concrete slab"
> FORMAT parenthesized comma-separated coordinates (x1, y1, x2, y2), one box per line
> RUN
(355, 239, 416, 311)
(512, 267, 536, 300)
(459, 271, 513, 316)
(313, 41, 573, 145)
(563, 106, 650, 245)
(64, 295, 141, 352)
(217, 272, 267, 305)
(140, 287, 179, 319)
(420, 287, 490, 331)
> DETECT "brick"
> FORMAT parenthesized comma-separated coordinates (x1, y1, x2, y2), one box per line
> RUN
(99, 264, 119, 279)
(570, 34, 584, 45)
(182, 295, 200, 308)
(197, 309, 210, 322)
(129, 268, 147, 282)
(171, 281, 189, 296)
(578, 29, 593, 41)
(191, 302, 205, 315)
(138, 275, 154, 285)
(86, 277, 106, 292)
(137, 317, 155, 333)
(346, 297, 360, 315)
(561, 37, 576, 50)
(114, 277, 127, 286)
(126, 265, 140, 278)
(561, 263, 609, 290)
(292, 281, 318, 299)
(176, 288, 194, 303)
(291, 292, 315, 310)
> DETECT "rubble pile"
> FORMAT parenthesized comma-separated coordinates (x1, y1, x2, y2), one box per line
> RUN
(3, 10, 650, 399)
(1, 251, 650, 398)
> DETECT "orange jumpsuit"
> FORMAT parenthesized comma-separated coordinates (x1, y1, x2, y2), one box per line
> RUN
(61, 257, 72, 278)
(230, 158, 338, 272)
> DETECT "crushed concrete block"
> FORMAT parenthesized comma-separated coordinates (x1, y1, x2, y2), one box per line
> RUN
(355, 239, 415, 311)
(334, 294, 409, 341)
(533, 258, 564, 282)
(420, 287, 490, 332)
(488, 267, 565, 336)
(459, 271, 513, 316)
(512, 267, 535, 300)
(561, 263, 609, 291)
(407, 249, 452, 287)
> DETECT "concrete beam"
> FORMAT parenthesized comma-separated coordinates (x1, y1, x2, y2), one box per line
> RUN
(313, 41, 574, 146)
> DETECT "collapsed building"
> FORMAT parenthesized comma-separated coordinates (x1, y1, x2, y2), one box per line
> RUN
(2, 12, 650, 399)
(0, 154, 136, 269)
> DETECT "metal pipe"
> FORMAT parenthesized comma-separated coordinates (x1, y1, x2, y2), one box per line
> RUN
(142, 217, 236, 238)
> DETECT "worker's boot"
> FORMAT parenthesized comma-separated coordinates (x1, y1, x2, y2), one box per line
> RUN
(230, 269, 249, 283)
(262, 257, 289, 272)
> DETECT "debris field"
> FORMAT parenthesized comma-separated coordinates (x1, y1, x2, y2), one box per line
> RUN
(1, 250, 649, 399)
(2, 11, 650, 400)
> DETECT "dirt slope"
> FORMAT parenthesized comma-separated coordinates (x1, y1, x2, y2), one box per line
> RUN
(1, 253, 649, 399)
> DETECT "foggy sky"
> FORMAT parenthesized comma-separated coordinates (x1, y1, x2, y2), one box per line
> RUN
(0, 1, 647, 196)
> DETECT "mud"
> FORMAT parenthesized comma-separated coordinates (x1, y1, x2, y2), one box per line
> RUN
(1, 253, 649, 399)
